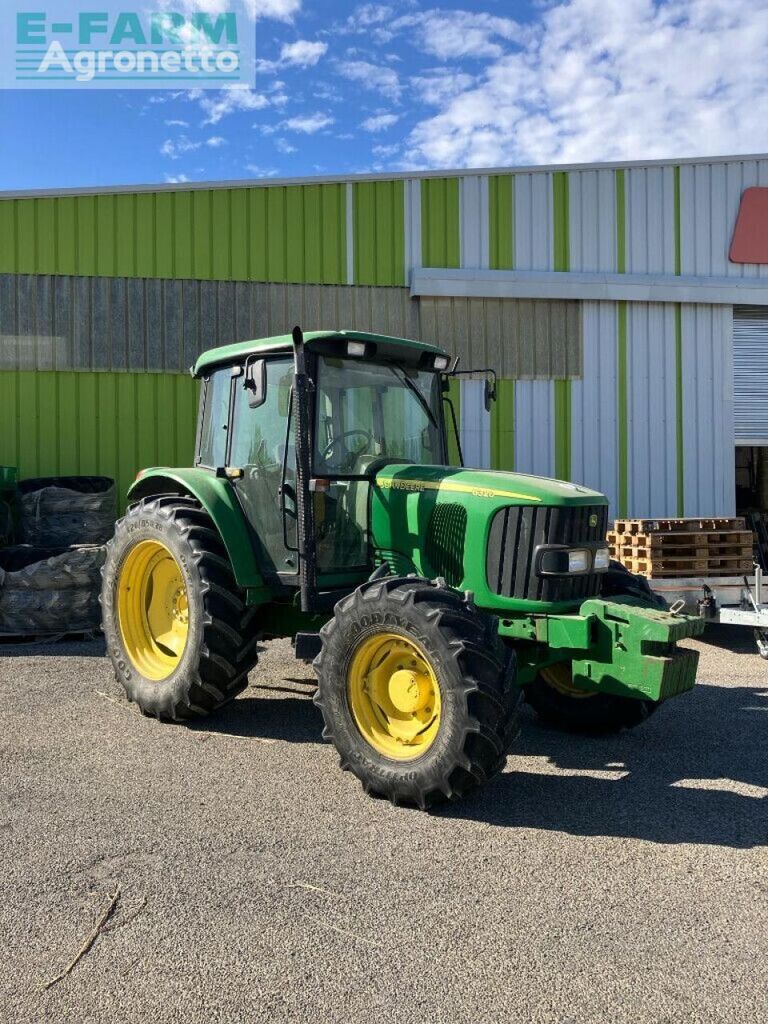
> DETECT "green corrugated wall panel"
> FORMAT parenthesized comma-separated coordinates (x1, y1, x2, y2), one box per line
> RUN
(173, 192, 193, 279)
(155, 193, 175, 278)
(77, 194, 98, 277)
(0, 370, 199, 512)
(489, 176, 514, 271)
(554, 379, 572, 480)
(552, 173, 571, 481)
(96, 194, 116, 277)
(0, 202, 15, 273)
(192, 190, 212, 279)
(230, 189, 249, 280)
(491, 379, 515, 470)
(16, 200, 37, 274)
(37, 199, 57, 274)
(212, 189, 232, 279)
(249, 189, 268, 280)
(354, 180, 405, 286)
(0, 184, 347, 284)
(115, 194, 136, 277)
(422, 178, 460, 269)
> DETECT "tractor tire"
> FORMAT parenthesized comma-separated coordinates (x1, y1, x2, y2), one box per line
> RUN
(101, 496, 258, 721)
(524, 663, 659, 734)
(525, 562, 666, 735)
(602, 559, 668, 610)
(313, 576, 520, 809)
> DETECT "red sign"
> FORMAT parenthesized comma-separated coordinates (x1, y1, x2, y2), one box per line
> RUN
(730, 187, 768, 264)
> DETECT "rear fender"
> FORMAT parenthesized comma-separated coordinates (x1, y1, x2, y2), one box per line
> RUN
(128, 468, 264, 590)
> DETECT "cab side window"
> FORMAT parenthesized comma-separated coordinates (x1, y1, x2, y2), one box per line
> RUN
(197, 369, 231, 468)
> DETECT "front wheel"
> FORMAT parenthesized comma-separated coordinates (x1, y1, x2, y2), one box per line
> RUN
(101, 496, 258, 721)
(524, 661, 659, 734)
(313, 577, 520, 808)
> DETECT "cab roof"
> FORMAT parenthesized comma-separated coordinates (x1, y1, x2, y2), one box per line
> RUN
(193, 330, 449, 378)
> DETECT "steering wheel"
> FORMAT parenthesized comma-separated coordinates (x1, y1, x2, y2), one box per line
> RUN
(321, 429, 373, 470)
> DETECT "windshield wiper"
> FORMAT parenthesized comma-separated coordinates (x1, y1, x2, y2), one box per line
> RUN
(391, 364, 438, 428)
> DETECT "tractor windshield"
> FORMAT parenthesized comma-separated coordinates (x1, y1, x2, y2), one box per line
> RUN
(314, 357, 445, 475)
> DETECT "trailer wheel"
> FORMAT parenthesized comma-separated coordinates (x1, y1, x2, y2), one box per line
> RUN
(313, 577, 519, 808)
(101, 496, 258, 721)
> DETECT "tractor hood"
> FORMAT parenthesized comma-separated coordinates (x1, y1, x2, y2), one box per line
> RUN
(370, 464, 609, 614)
(372, 464, 605, 508)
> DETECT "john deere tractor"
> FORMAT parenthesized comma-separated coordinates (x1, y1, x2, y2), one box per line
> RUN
(102, 329, 704, 808)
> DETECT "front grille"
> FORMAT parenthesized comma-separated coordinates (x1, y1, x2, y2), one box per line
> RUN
(486, 504, 609, 603)
(425, 503, 467, 588)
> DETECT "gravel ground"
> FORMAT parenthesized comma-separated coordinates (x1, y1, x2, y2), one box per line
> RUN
(0, 626, 766, 1024)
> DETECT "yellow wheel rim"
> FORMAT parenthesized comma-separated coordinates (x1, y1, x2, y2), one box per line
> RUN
(117, 540, 190, 681)
(541, 661, 597, 700)
(347, 633, 442, 761)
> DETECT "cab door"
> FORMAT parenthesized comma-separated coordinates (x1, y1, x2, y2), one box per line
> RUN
(228, 356, 298, 579)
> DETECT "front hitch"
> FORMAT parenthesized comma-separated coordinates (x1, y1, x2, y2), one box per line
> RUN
(572, 597, 705, 702)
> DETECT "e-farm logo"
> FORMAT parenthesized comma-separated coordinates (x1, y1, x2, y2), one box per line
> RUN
(3, 2, 255, 89)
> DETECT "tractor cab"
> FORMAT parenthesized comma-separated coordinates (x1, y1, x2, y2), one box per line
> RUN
(191, 330, 457, 593)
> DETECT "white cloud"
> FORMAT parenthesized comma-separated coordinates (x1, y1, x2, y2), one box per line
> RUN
(361, 112, 400, 132)
(406, 0, 768, 168)
(411, 69, 476, 106)
(257, 39, 327, 75)
(282, 112, 334, 133)
(160, 135, 201, 159)
(160, 133, 227, 158)
(344, 4, 393, 31)
(275, 137, 298, 154)
(280, 40, 328, 67)
(392, 11, 522, 59)
(372, 143, 400, 158)
(338, 60, 402, 101)
(199, 88, 270, 125)
(245, 163, 280, 177)
(249, 0, 301, 19)
(164, 118, 189, 127)
(165, 173, 191, 183)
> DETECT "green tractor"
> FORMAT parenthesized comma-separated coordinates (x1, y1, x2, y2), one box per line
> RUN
(102, 329, 704, 808)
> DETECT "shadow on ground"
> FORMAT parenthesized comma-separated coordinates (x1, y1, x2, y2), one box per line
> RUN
(202, 672, 767, 849)
(188, 682, 322, 746)
(439, 682, 768, 849)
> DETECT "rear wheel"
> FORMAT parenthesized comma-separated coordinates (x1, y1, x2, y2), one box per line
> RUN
(314, 576, 519, 808)
(101, 497, 258, 720)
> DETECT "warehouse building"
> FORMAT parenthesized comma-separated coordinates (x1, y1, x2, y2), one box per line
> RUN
(1, 153, 768, 518)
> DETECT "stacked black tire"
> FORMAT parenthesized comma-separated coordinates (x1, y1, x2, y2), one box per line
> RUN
(0, 477, 116, 637)
(0, 545, 105, 635)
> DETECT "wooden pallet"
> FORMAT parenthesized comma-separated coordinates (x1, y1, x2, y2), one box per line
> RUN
(620, 557, 754, 578)
(612, 517, 746, 536)
(609, 531, 753, 558)
(610, 516, 754, 579)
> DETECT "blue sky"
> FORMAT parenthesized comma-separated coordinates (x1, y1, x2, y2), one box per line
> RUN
(1, 0, 767, 190)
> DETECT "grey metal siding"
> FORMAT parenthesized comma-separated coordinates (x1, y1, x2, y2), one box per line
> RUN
(0, 273, 581, 379)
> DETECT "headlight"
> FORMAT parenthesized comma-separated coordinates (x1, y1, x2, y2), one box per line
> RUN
(433, 355, 451, 371)
(567, 549, 590, 574)
(537, 546, 608, 576)
(593, 547, 611, 571)
(347, 341, 367, 357)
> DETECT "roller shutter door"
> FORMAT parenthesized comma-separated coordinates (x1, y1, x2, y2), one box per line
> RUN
(734, 306, 768, 443)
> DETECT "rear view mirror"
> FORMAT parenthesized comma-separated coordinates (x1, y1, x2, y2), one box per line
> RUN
(245, 358, 266, 409)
